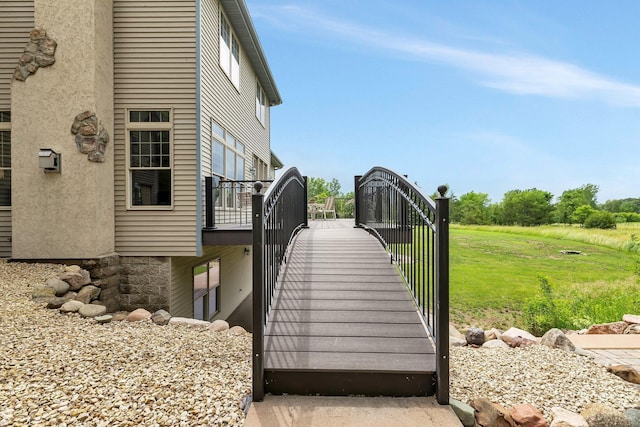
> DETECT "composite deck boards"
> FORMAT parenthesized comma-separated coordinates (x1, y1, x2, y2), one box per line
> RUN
(264, 219, 435, 387)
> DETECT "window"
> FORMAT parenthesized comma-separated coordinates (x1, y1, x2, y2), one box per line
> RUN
(211, 120, 245, 181)
(0, 112, 11, 207)
(220, 12, 240, 89)
(193, 258, 220, 320)
(252, 155, 268, 180)
(256, 81, 266, 125)
(127, 109, 172, 208)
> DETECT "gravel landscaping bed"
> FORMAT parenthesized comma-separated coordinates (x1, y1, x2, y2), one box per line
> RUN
(0, 261, 251, 427)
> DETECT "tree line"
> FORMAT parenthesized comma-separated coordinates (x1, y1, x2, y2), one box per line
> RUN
(448, 184, 640, 229)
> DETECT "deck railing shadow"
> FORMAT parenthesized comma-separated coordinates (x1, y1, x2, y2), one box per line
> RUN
(354, 167, 450, 404)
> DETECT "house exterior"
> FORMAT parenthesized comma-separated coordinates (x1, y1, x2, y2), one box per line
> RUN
(1, 0, 282, 325)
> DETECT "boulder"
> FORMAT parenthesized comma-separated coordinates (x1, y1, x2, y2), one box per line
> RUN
(59, 300, 84, 313)
(624, 408, 640, 427)
(541, 328, 576, 352)
(111, 311, 129, 321)
(75, 285, 100, 304)
(482, 339, 509, 349)
(501, 327, 537, 344)
(510, 404, 548, 427)
(625, 324, 640, 334)
(59, 271, 90, 291)
(471, 398, 513, 427)
(550, 407, 588, 427)
(450, 323, 466, 340)
(450, 336, 467, 347)
(64, 265, 82, 273)
(509, 336, 537, 348)
(45, 278, 69, 296)
(125, 308, 152, 322)
(485, 328, 502, 342)
(151, 309, 172, 326)
(78, 304, 107, 318)
(94, 314, 113, 324)
(228, 326, 247, 335)
(449, 398, 475, 427)
(586, 321, 628, 335)
(168, 317, 210, 328)
(623, 314, 640, 324)
(581, 403, 631, 427)
(46, 295, 74, 309)
(210, 319, 230, 332)
(466, 327, 485, 346)
(607, 365, 640, 384)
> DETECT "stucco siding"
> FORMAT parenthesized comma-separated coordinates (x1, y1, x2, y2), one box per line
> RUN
(170, 245, 251, 319)
(199, 0, 272, 180)
(113, 0, 199, 257)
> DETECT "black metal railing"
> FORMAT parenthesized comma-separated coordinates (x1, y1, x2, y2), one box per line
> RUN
(355, 167, 450, 405)
(252, 167, 307, 402)
(204, 177, 274, 228)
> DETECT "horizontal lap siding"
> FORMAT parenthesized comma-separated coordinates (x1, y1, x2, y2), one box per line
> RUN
(200, 0, 272, 181)
(114, 0, 198, 256)
(0, 1, 33, 257)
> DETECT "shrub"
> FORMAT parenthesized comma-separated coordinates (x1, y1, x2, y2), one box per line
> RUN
(584, 211, 617, 229)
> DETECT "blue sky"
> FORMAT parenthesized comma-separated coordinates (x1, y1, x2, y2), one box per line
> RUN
(246, 0, 640, 203)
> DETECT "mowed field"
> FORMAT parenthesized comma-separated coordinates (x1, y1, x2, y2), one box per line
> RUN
(449, 223, 640, 330)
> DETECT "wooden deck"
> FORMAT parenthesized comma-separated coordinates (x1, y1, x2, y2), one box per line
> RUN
(263, 219, 436, 396)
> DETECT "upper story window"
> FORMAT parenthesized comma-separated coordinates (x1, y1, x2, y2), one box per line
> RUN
(255, 81, 266, 126)
(220, 12, 240, 89)
(212, 120, 245, 182)
(0, 112, 11, 207)
(127, 109, 173, 208)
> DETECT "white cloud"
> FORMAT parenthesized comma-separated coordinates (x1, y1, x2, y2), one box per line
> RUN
(255, 4, 640, 107)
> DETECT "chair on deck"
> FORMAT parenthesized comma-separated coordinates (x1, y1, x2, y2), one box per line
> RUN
(317, 196, 336, 220)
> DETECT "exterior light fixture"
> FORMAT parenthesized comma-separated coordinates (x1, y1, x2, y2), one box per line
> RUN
(39, 148, 61, 173)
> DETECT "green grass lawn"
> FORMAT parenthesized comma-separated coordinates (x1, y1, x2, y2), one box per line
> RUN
(449, 224, 640, 330)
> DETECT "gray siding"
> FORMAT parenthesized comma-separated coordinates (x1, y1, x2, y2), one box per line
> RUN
(0, 1, 33, 257)
(113, 0, 199, 256)
(170, 246, 251, 319)
(199, 0, 272, 179)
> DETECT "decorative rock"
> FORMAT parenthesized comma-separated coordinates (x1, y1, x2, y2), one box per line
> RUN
(125, 308, 152, 322)
(75, 285, 100, 304)
(501, 327, 538, 344)
(168, 317, 211, 328)
(111, 311, 129, 321)
(151, 309, 172, 326)
(78, 304, 107, 318)
(550, 407, 588, 427)
(624, 408, 640, 427)
(511, 404, 548, 427)
(541, 328, 576, 352)
(45, 295, 74, 309)
(64, 265, 82, 273)
(228, 325, 247, 335)
(59, 300, 84, 313)
(509, 336, 537, 348)
(450, 336, 467, 347)
(625, 324, 640, 334)
(12, 28, 56, 81)
(471, 398, 513, 427)
(607, 365, 640, 384)
(59, 271, 90, 291)
(586, 321, 628, 335)
(449, 398, 475, 427)
(450, 323, 466, 340)
(94, 314, 113, 324)
(581, 403, 631, 427)
(465, 327, 485, 346)
(70, 111, 109, 163)
(623, 314, 640, 324)
(484, 328, 502, 342)
(210, 319, 230, 332)
(45, 278, 70, 296)
(482, 339, 509, 349)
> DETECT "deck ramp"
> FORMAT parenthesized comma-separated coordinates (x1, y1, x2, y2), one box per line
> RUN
(263, 219, 436, 396)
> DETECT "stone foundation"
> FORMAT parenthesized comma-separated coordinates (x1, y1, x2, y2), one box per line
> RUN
(119, 256, 170, 313)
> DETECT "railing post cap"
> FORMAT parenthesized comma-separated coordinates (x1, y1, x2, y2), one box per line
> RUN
(254, 181, 264, 194)
(437, 185, 448, 197)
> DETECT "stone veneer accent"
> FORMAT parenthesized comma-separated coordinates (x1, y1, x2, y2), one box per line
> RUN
(13, 28, 57, 81)
(71, 111, 110, 162)
(119, 256, 170, 313)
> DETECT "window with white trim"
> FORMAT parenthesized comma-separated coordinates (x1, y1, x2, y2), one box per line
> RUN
(0, 112, 10, 207)
(127, 110, 172, 208)
(220, 12, 240, 89)
(256, 81, 266, 125)
(193, 258, 220, 320)
(211, 120, 245, 181)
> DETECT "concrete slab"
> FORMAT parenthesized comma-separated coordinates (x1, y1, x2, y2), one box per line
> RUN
(567, 334, 640, 349)
(244, 395, 463, 427)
